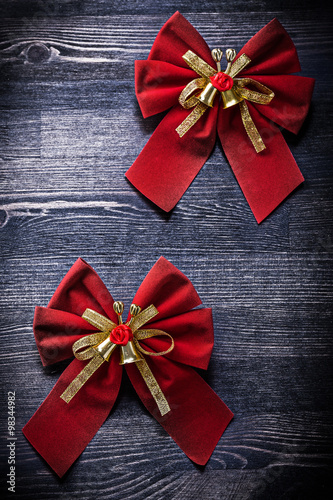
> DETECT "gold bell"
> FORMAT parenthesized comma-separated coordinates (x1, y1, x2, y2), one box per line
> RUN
(197, 82, 218, 108)
(197, 47, 223, 107)
(221, 87, 243, 109)
(119, 340, 143, 365)
(94, 337, 117, 362)
(119, 302, 143, 364)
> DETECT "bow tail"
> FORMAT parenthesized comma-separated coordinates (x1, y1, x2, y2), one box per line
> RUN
(126, 103, 218, 212)
(218, 103, 304, 223)
(23, 354, 122, 478)
(126, 355, 233, 465)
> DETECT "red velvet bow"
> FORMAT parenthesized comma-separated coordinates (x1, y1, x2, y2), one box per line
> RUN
(23, 257, 233, 477)
(126, 12, 315, 223)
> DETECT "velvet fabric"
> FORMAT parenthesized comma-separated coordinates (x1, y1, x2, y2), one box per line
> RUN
(23, 257, 233, 477)
(126, 12, 315, 223)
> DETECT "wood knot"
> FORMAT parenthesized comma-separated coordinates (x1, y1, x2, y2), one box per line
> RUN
(25, 43, 51, 63)
(0, 210, 8, 228)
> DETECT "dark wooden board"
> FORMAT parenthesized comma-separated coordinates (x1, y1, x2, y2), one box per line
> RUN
(1, 1, 332, 499)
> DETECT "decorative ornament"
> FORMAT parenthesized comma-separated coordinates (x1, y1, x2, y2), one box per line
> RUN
(126, 12, 315, 223)
(23, 257, 233, 477)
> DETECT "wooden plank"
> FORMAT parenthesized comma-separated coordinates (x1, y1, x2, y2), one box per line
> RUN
(0, 13, 330, 71)
(0, 3, 332, 499)
(0, 0, 328, 18)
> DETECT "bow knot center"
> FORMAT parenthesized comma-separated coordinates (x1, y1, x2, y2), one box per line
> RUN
(210, 72, 233, 92)
(110, 324, 133, 345)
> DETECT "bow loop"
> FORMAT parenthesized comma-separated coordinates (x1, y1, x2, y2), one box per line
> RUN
(234, 77, 275, 104)
(72, 332, 108, 360)
(242, 74, 315, 134)
(134, 329, 175, 356)
(179, 77, 208, 109)
(147, 11, 214, 68)
(238, 18, 301, 76)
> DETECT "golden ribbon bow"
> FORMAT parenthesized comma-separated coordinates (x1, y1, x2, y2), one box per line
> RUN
(60, 302, 174, 416)
(176, 49, 275, 152)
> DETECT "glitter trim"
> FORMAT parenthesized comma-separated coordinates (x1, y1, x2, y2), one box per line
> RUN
(60, 355, 105, 403)
(130, 304, 159, 333)
(176, 102, 208, 137)
(182, 50, 216, 78)
(136, 359, 171, 416)
(229, 54, 251, 78)
(239, 100, 266, 153)
(82, 309, 117, 332)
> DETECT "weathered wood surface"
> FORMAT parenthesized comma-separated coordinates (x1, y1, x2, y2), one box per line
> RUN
(0, 1, 332, 499)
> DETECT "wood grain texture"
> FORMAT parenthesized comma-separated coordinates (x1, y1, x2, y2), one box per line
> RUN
(0, 1, 333, 499)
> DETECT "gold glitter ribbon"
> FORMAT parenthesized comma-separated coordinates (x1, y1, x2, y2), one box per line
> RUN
(176, 50, 274, 152)
(60, 305, 174, 416)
